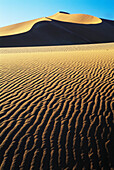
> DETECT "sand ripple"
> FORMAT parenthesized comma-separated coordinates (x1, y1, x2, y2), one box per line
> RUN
(0, 45, 114, 169)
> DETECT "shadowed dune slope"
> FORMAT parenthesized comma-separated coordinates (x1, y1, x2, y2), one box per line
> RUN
(0, 12, 114, 47)
(0, 43, 114, 169)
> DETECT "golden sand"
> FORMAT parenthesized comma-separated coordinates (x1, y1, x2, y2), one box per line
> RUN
(0, 43, 114, 169)
(49, 12, 102, 24)
(0, 17, 51, 36)
(0, 12, 102, 36)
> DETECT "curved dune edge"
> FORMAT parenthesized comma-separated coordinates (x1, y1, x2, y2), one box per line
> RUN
(0, 17, 51, 36)
(0, 44, 114, 169)
(0, 12, 102, 36)
(49, 12, 102, 24)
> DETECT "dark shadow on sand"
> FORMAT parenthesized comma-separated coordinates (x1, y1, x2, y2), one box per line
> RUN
(0, 18, 114, 47)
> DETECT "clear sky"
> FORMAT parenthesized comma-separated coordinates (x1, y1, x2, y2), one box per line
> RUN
(0, 0, 114, 27)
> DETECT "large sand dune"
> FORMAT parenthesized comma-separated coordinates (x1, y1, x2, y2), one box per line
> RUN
(0, 43, 114, 169)
(0, 12, 114, 47)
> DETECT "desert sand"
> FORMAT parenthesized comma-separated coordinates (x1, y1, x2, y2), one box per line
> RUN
(0, 12, 114, 47)
(0, 11, 114, 170)
(0, 43, 114, 169)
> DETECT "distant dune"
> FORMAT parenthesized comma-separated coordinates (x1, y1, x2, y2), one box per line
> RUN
(0, 43, 114, 169)
(0, 12, 114, 47)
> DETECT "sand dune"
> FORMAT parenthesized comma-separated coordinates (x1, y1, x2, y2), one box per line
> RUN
(0, 17, 51, 36)
(0, 43, 114, 169)
(49, 12, 102, 24)
(0, 12, 114, 47)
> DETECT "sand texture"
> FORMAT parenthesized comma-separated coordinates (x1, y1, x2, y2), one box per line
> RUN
(0, 43, 114, 169)
(0, 12, 114, 47)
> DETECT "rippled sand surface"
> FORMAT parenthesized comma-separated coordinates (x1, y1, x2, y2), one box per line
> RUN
(0, 43, 114, 169)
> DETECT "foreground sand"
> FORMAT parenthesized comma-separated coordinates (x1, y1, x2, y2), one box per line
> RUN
(0, 43, 114, 169)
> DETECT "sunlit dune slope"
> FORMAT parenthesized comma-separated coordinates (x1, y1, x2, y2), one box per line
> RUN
(0, 17, 51, 36)
(49, 12, 102, 24)
(0, 12, 102, 36)
(0, 12, 114, 47)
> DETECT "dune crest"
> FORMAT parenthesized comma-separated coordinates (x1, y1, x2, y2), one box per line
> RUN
(0, 17, 51, 36)
(0, 13, 102, 36)
(49, 12, 102, 24)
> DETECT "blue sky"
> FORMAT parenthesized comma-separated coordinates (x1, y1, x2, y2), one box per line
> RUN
(0, 0, 114, 27)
